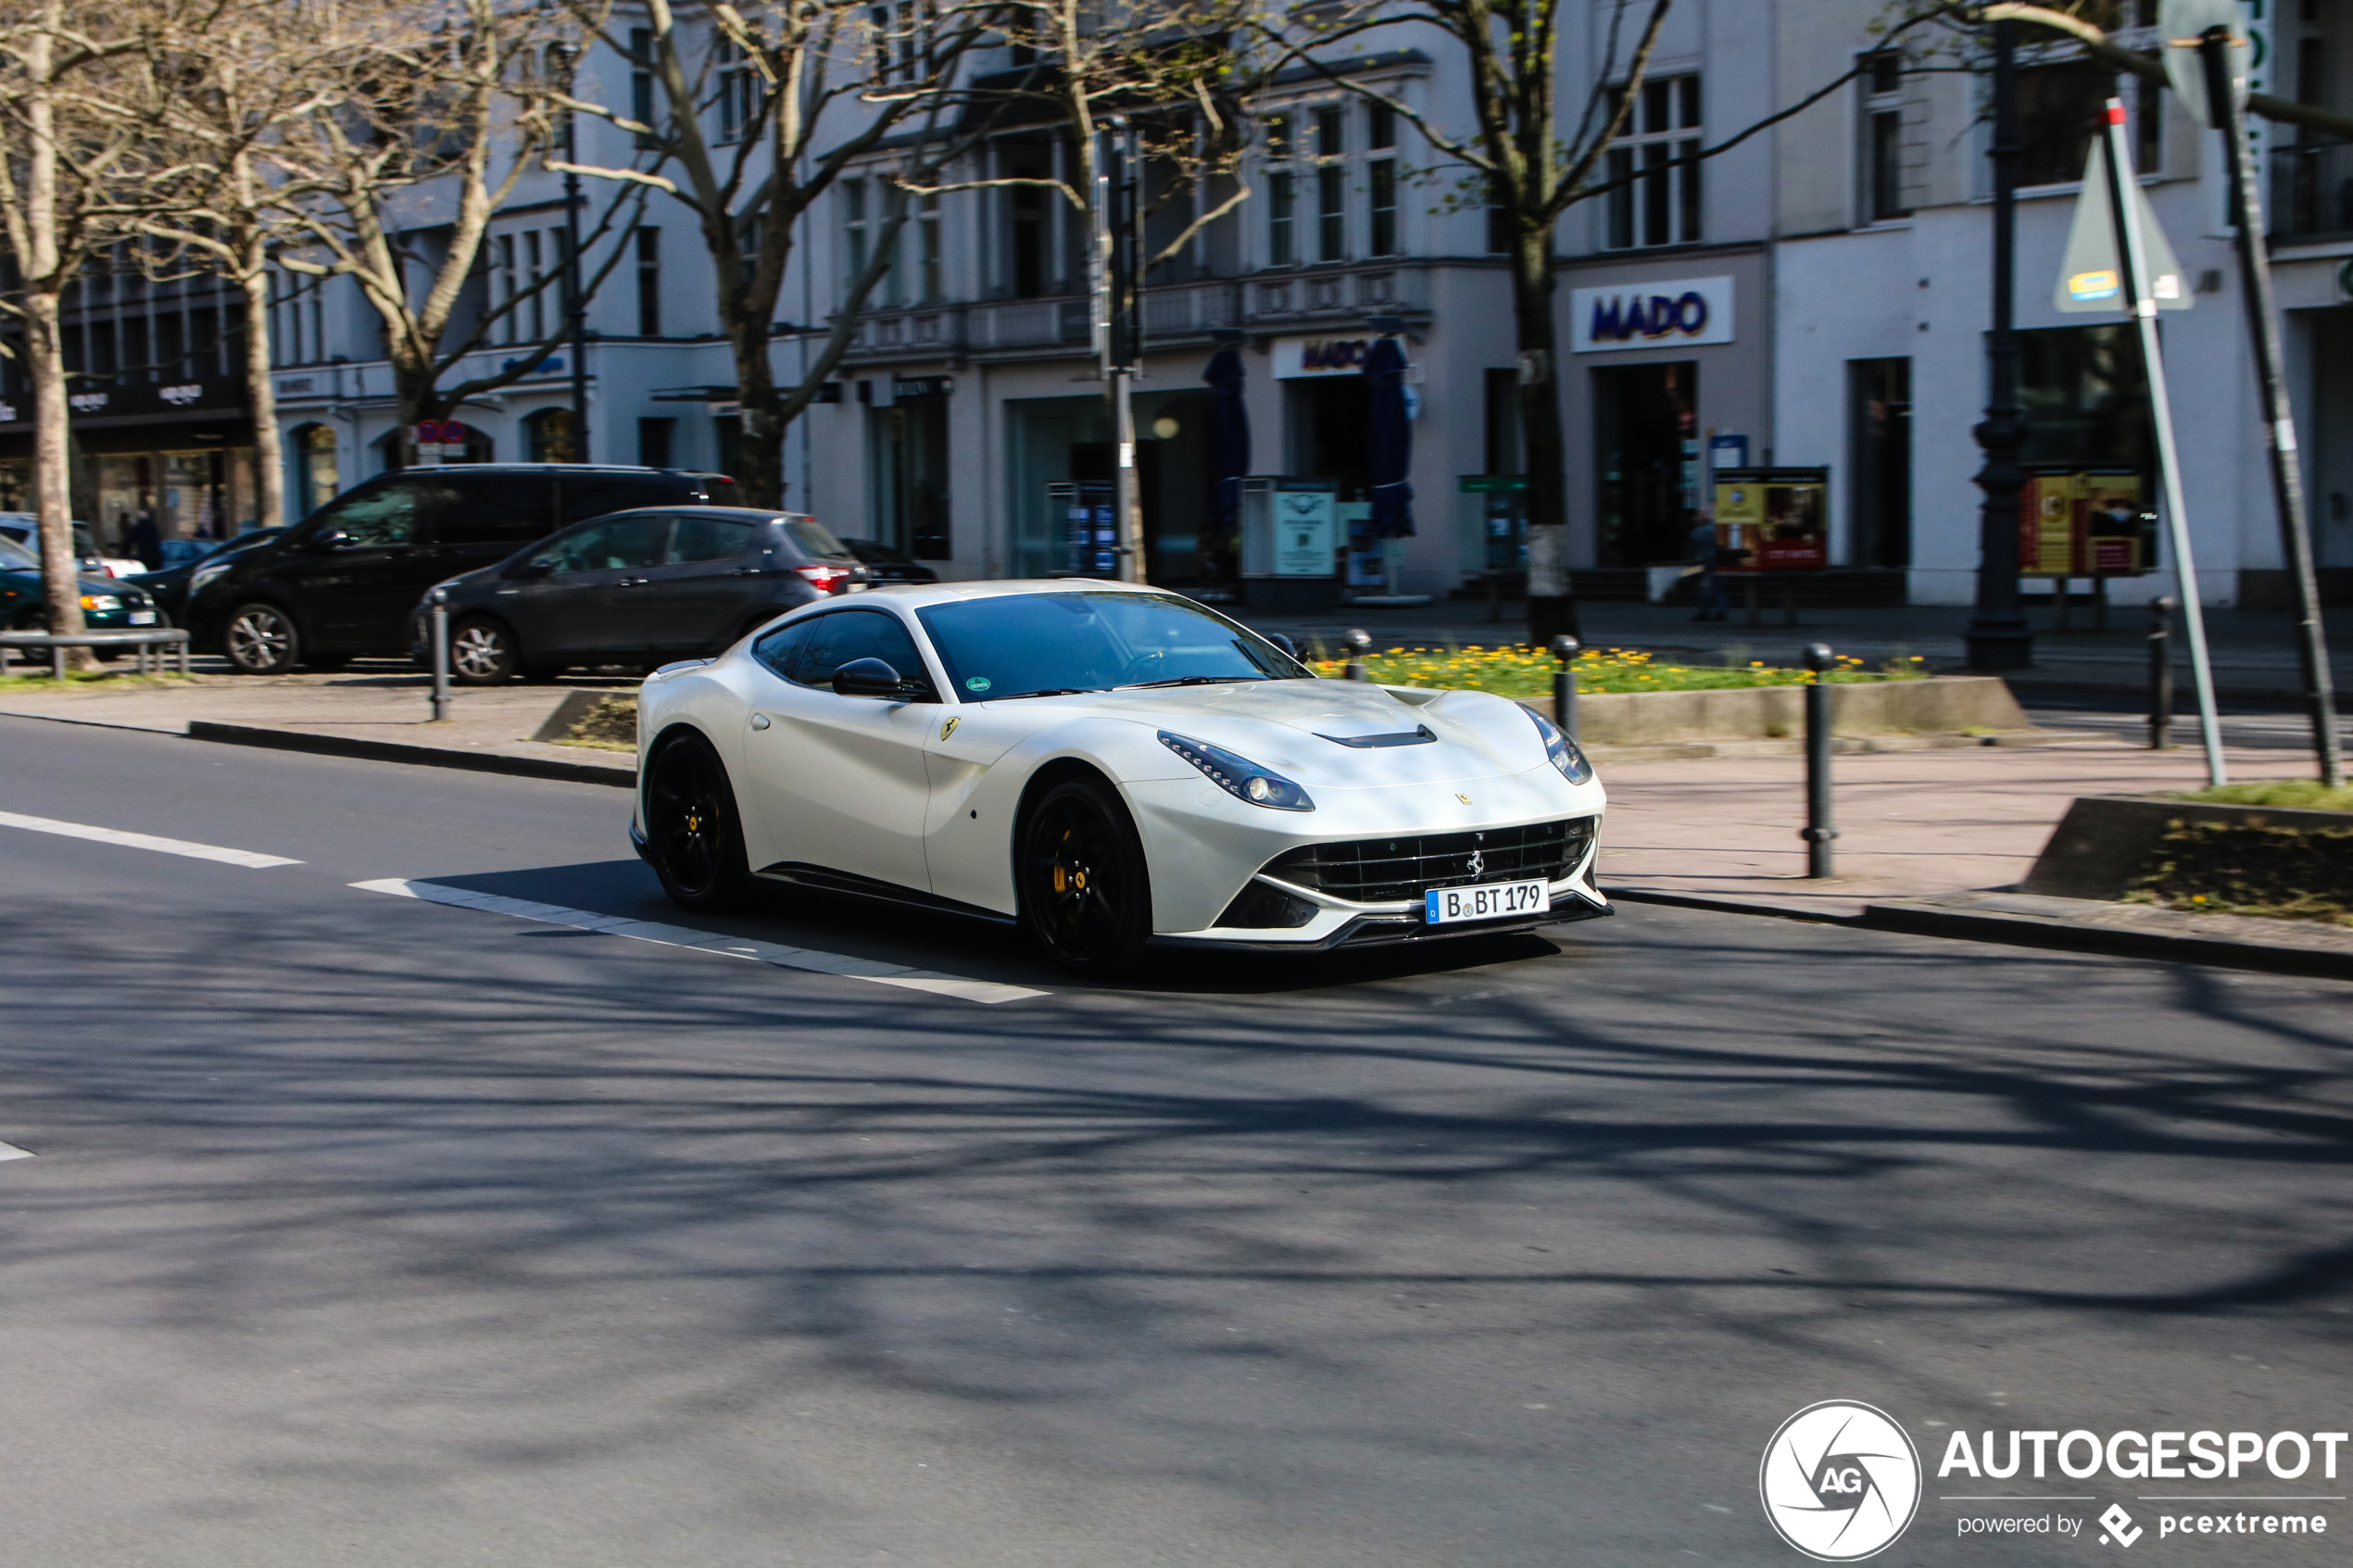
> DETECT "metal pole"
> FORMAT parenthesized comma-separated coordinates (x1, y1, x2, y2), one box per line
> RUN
(1551, 633, 1580, 742)
(1342, 627, 1371, 682)
(430, 586, 451, 722)
(1803, 643, 1837, 878)
(1966, 19, 2036, 671)
(2149, 595, 2175, 750)
(2201, 30, 2341, 786)
(2100, 97, 2226, 785)
(562, 59, 591, 463)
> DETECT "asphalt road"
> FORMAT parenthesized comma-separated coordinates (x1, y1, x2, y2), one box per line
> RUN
(2, 714, 2349, 1567)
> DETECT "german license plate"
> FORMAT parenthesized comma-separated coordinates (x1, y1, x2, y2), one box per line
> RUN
(1424, 879, 1550, 924)
(128, 611, 157, 625)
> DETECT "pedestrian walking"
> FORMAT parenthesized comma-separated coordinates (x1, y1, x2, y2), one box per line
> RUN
(1688, 515, 1727, 622)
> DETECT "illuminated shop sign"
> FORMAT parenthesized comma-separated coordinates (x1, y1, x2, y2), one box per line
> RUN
(1569, 275, 1735, 352)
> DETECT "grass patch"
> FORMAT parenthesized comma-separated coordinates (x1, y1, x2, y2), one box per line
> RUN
(1302, 644, 1929, 697)
(553, 695, 636, 752)
(0, 669, 190, 691)
(2125, 818, 2353, 927)
(2172, 779, 2353, 814)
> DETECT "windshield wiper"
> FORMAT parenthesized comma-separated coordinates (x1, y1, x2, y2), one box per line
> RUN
(995, 686, 1102, 700)
(1116, 674, 1264, 689)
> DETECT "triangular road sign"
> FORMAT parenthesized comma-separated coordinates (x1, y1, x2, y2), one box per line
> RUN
(2055, 138, 2192, 313)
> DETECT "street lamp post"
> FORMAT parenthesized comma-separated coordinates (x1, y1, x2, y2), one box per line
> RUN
(559, 44, 590, 462)
(1966, 19, 2035, 672)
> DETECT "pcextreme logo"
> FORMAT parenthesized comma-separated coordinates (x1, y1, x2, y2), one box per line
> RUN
(1760, 1400, 1923, 1562)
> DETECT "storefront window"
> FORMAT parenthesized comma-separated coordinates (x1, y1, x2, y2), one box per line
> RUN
(871, 395, 950, 558)
(297, 423, 340, 514)
(526, 407, 578, 462)
(2015, 324, 2151, 470)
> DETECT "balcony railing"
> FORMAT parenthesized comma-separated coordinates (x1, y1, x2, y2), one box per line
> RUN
(836, 261, 1434, 365)
(2271, 141, 2353, 242)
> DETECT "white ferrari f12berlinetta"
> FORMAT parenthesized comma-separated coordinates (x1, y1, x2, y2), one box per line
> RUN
(630, 580, 1608, 975)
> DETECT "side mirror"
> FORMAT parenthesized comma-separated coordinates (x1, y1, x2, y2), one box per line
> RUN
(315, 529, 353, 551)
(832, 657, 906, 698)
(1265, 633, 1301, 661)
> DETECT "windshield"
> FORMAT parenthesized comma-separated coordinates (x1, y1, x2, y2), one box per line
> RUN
(916, 591, 1308, 701)
(0, 534, 36, 571)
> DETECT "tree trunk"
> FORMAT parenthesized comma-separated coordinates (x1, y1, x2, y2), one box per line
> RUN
(240, 260, 286, 531)
(1513, 226, 1579, 646)
(725, 306, 786, 508)
(23, 288, 90, 662)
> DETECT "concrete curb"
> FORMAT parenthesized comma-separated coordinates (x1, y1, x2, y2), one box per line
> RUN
(1606, 884, 2352, 979)
(185, 721, 637, 789)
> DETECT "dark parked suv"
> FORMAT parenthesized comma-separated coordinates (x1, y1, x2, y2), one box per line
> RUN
(189, 464, 739, 673)
(416, 507, 868, 684)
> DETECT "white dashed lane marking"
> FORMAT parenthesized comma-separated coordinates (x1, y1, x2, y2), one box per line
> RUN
(0, 810, 301, 869)
(350, 879, 1047, 1006)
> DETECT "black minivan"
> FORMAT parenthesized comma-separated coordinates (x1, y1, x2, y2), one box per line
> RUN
(188, 464, 739, 673)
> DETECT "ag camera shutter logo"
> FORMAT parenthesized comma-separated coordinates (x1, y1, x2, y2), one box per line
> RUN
(1760, 1400, 1921, 1561)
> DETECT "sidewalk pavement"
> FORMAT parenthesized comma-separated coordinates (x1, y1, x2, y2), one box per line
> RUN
(0, 671, 635, 784)
(1233, 596, 2353, 704)
(3, 667, 2344, 976)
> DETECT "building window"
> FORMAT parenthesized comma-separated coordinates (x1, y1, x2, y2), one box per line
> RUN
(718, 34, 761, 143)
(524, 232, 546, 341)
(844, 177, 870, 286)
(1604, 73, 1702, 249)
(1313, 107, 1345, 261)
(525, 407, 578, 463)
(639, 416, 674, 468)
(1859, 50, 1910, 222)
(296, 422, 339, 512)
(630, 28, 658, 150)
(870, 1, 921, 84)
(2016, 56, 2112, 187)
(635, 228, 661, 335)
(1268, 169, 1296, 266)
(917, 190, 942, 303)
(497, 235, 519, 344)
(1369, 159, 1399, 257)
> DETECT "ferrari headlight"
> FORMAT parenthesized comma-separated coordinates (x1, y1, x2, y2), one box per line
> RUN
(1159, 731, 1315, 812)
(80, 594, 120, 611)
(1526, 707, 1594, 785)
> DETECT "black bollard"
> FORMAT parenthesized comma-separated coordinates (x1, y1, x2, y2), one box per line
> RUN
(1342, 628, 1372, 682)
(1550, 633, 1580, 741)
(2147, 596, 2175, 751)
(1802, 643, 1838, 878)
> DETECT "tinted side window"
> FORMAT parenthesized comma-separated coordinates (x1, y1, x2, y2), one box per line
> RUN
(793, 609, 926, 688)
(438, 474, 559, 546)
(752, 619, 813, 682)
(321, 480, 447, 546)
(532, 515, 672, 574)
(670, 515, 757, 564)
(557, 476, 690, 525)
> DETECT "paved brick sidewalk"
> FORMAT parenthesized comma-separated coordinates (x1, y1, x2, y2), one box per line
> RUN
(0, 670, 633, 775)
(1595, 737, 2317, 919)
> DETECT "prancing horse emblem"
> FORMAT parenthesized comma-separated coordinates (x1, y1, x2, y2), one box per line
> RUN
(939, 716, 961, 740)
(1466, 847, 1485, 877)
(1454, 792, 1472, 805)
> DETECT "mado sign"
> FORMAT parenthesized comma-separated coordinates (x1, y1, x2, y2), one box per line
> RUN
(1570, 275, 1735, 353)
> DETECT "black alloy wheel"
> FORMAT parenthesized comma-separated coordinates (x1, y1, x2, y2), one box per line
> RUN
(448, 616, 520, 684)
(222, 601, 300, 674)
(1019, 776, 1152, 977)
(646, 734, 749, 910)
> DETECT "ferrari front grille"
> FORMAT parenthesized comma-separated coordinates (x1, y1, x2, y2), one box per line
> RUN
(1262, 817, 1597, 905)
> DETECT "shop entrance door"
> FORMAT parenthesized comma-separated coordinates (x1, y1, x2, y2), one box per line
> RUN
(1285, 376, 1372, 503)
(1592, 361, 1698, 568)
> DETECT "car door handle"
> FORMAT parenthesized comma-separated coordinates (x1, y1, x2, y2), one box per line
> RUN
(749, 713, 772, 731)
(725, 567, 764, 577)
(618, 576, 648, 587)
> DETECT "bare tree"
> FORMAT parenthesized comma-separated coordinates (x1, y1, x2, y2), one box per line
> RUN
(556, 0, 1011, 508)
(267, 0, 648, 451)
(0, 0, 197, 656)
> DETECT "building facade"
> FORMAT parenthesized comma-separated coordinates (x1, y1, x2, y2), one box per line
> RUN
(41, 1, 2336, 608)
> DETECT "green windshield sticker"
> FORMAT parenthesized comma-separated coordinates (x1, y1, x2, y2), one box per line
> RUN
(965, 675, 991, 692)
